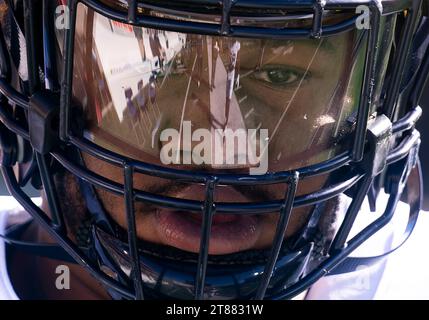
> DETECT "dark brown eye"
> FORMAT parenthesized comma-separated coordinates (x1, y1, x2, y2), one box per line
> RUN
(252, 66, 305, 87)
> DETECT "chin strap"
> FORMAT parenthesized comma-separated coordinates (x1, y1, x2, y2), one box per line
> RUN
(328, 159, 422, 275)
(1, 219, 77, 264)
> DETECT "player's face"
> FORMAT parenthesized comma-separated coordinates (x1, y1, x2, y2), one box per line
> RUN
(70, 5, 364, 254)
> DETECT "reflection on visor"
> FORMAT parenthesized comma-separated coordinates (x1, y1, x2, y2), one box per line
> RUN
(71, 4, 366, 174)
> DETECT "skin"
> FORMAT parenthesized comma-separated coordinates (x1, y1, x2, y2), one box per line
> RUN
(9, 7, 363, 299)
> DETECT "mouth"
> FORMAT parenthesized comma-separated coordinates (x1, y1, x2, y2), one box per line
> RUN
(154, 209, 261, 255)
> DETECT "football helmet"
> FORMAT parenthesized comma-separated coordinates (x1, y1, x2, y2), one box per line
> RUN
(0, 0, 428, 300)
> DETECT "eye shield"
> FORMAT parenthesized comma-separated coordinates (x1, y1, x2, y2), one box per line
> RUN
(68, 4, 369, 173)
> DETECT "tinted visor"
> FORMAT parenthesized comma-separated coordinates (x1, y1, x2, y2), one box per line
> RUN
(70, 4, 366, 174)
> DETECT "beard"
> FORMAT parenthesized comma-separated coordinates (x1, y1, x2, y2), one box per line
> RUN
(53, 171, 91, 244)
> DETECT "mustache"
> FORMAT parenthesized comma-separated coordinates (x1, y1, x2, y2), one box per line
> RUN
(150, 182, 274, 201)
(135, 181, 277, 214)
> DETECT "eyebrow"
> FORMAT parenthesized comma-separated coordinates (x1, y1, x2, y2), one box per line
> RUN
(268, 38, 335, 53)
(308, 38, 335, 52)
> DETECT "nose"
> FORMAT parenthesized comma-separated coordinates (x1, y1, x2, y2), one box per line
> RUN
(159, 124, 268, 174)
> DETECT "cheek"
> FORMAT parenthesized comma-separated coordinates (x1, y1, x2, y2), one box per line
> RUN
(253, 206, 313, 250)
(297, 175, 327, 196)
(95, 188, 127, 228)
(81, 153, 127, 229)
(96, 188, 163, 244)
(81, 152, 161, 194)
(82, 153, 124, 184)
(255, 175, 327, 248)
(81, 153, 165, 231)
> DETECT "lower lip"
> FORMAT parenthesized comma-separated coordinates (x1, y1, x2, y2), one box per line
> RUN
(154, 210, 261, 255)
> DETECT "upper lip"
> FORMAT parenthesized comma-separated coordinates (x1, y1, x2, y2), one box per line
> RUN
(174, 183, 255, 203)
(175, 183, 262, 224)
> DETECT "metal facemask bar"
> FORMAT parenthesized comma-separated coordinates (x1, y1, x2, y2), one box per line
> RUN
(0, 0, 426, 300)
